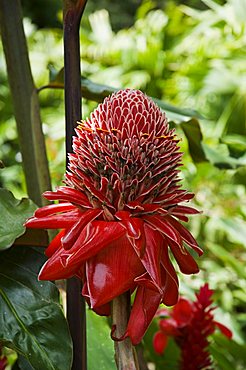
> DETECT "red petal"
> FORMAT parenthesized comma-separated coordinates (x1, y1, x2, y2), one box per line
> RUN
(61, 209, 103, 249)
(172, 298, 193, 326)
(126, 286, 162, 345)
(119, 217, 146, 255)
(140, 204, 168, 214)
(144, 215, 182, 246)
(120, 218, 143, 239)
(82, 176, 115, 210)
(153, 331, 168, 355)
(168, 239, 199, 274)
(39, 221, 125, 280)
(171, 205, 200, 216)
(43, 187, 92, 208)
(83, 284, 111, 316)
(25, 211, 80, 229)
(134, 272, 161, 293)
(138, 224, 163, 291)
(214, 321, 233, 339)
(45, 230, 65, 257)
(159, 318, 180, 336)
(92, 303, 111, 316)
(34, 203, 75, 217)
(85, 235, 145, 307)
(161, 245, 179, 306)
(166, 215, 203, 256)
(115, 211, 131, 220)
(171, 214, 189, 222)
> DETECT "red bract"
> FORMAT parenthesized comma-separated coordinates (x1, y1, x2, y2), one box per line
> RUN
(0, 358, 6, 370)
(153, 284, 233, 369)
(25, 89, 202, 344)
(0, 347, 7, 370)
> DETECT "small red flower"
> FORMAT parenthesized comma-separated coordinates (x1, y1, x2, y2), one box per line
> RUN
(153, 284, 233, 369)
(0, 357, 7, 370)
(25, 89, 202, 344)
(0, 346, 7, 370)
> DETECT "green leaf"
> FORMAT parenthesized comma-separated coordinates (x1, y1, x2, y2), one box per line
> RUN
(207, 243, 246, 279)
(0, 247, 72, 370)
(218, 217, 246, 247)
(41, 67, 202, 121)
(16, 356, 34, 370)
(81, 78, 203, 121)
(87, 309, 116, 370)
(221, 134, 246, 157)
(210, 333, 246, 369)
(202, 143, 246, 169)
(180, 119, 207, 163)
(0, 189, 37, 251)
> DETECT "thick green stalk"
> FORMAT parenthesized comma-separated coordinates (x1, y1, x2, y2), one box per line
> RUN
(0, 0, 51, 206)
(112, 292, 140, 370)
(63, 1, 87, 369)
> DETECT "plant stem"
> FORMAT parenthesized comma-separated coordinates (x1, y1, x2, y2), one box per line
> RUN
(112, 292, 140, 370)
(63, 1, 87, 369)
(0, 0, 51, 206)
(63, 0, 87, 157)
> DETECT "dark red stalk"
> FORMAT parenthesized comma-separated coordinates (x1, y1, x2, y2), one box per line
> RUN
(63, 1, 87, 369)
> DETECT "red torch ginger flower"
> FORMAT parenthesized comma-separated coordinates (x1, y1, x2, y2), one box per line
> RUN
(153, 284, 232, 369)
(25, 89, 202, 344)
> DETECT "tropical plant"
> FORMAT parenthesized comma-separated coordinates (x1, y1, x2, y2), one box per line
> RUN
(0, 0, 245, 369)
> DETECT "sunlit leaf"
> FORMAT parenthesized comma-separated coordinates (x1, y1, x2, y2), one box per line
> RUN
(207, 243, 246, 279)
(87, 309, 116, 370)
(202, 143, 246, 169)
(218, 217, 246, 247)
(0, 189, 37, 251)
(221, 134, 246, 157)
(210, 333, 246, 370)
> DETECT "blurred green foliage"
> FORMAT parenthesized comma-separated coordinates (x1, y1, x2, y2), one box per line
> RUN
(0, 0, 245, 369)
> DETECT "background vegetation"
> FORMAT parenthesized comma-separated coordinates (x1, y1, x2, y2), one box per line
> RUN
(0, 0, 245, 369)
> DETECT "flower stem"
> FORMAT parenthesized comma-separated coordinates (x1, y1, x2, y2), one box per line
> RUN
(112, 292, 139, 370)
(63, 1, 87, 369)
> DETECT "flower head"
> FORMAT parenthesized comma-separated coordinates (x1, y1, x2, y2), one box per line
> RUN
(153, 284, 233, 369)
(25, 89, 202, 344)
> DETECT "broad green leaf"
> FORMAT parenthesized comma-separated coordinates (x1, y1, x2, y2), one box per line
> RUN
(0, 247, 72, 370)
(221, 134, 246, 157)
(41, 69, 207, 165)
(41, 67, 202, 121)
(16, 355, 34, 370)
(87, 309, 116, 370)
(0, 189, 37, 251)
(180, 119, 207, 163)
(224, 94, 246, 137)
(202, 143, 246, 169)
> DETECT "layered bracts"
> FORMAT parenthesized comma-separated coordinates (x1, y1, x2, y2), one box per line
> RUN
(25, 89, 202, 344)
